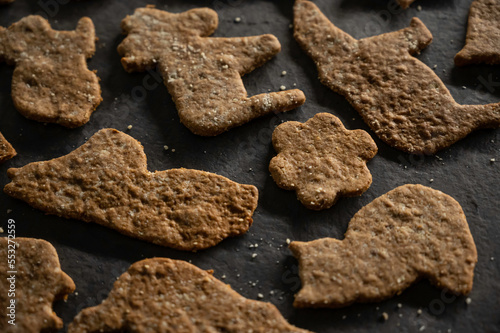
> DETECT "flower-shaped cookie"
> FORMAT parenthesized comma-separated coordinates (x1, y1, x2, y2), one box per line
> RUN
(269, 113, 377, 210)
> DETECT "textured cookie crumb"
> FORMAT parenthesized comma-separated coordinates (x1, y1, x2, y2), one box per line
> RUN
(465, 297, 472, 305)
(381, 312, 389, 321)
(234, 17, 241, 23)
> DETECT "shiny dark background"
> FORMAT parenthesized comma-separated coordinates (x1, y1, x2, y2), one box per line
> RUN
(0, 0, 499, 331)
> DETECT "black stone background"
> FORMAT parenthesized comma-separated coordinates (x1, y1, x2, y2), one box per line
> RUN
(0, 0, 499, 332)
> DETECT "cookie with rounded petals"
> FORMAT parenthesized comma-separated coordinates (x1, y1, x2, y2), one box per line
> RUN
(4, 128, 258, 251)
(0, 237, 75, 333)
(455, 0, 500, 66)
(290, 184, 477, 308)
(69, 258, 312, 333)
(0, 132, 16, 163)
(118, 6, 305, 136)
(270, 113, 377, 210)
(294, 0, 500, 154)
(0, 16, 101, 127)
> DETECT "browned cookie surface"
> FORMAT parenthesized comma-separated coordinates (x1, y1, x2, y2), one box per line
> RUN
(68, 258, 312, 333)
(4, 128, 258, 251)
(294, 0, 500, 154)
(269, 113, 377, 210)
(397, 0, 416, 9)
(0, 132, 16, 163)
(118, 6, 306, 136)
(455, 0, 500, 66)
(0, 16, 101, 127)
(0, 237, 75, 333)
(290, 184, 477, 308)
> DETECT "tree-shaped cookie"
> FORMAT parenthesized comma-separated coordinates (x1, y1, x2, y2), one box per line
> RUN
(290, 184, 477, 308)
(4, 128, 258, 251)
(455, 0, 500, 66)
(270, 113, 377, 210)
(0, 132, 16, 163)
(0, 237, 75, 332)
(0, 16, 101, 127)
(294, 0, 500, 154)
(68, 258, 312, 333)
(118, 6, 306, 136)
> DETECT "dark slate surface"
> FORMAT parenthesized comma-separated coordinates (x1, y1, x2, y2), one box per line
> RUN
(0, 0, 499, 332)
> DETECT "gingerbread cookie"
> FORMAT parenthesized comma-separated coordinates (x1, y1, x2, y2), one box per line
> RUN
(0, 16, 101, 127)
(4, 128, 258, 251)
(269, 113, 377, 210)
(397, 0, 416, 9)
(0, 132, 16, 163)
(290, 184, 477, 308)
(118, 6, 306, 136)
(68, 258, 311, 333)
(294, 0, 500, 154)
(455, 0, 500, 66)
(0, 237, 75, 332)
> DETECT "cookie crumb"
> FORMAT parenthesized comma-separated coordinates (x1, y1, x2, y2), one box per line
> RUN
(397, 303, 402, 308)
(465, 297, 472, 305)
(417, 308, 422, 315)
(280, 85, 286, 91)
(462, 86, 467, 89)
(433, 64, 438, 69)
(281, 70, 287, 76)
(430, 179, 434, 182)
(251, 253, 258, 259)
(221, 274, 226, 279)
(127, 125, 133, 130)
(0, 227, 3, 233)
(234, 17, 241, 23)
(7, 209, 12, 214)
(163, 145, 169, 150)
(417, 5, 422, 11)
(286, 238, 291, 245)
(257, 293, 264, 299)
(381, 312, 389, 321)
(419, 326, 426, 332)
(490, 158, 496, 163)
(491, 257, 495, 261)
(171, 149, 176, 153)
